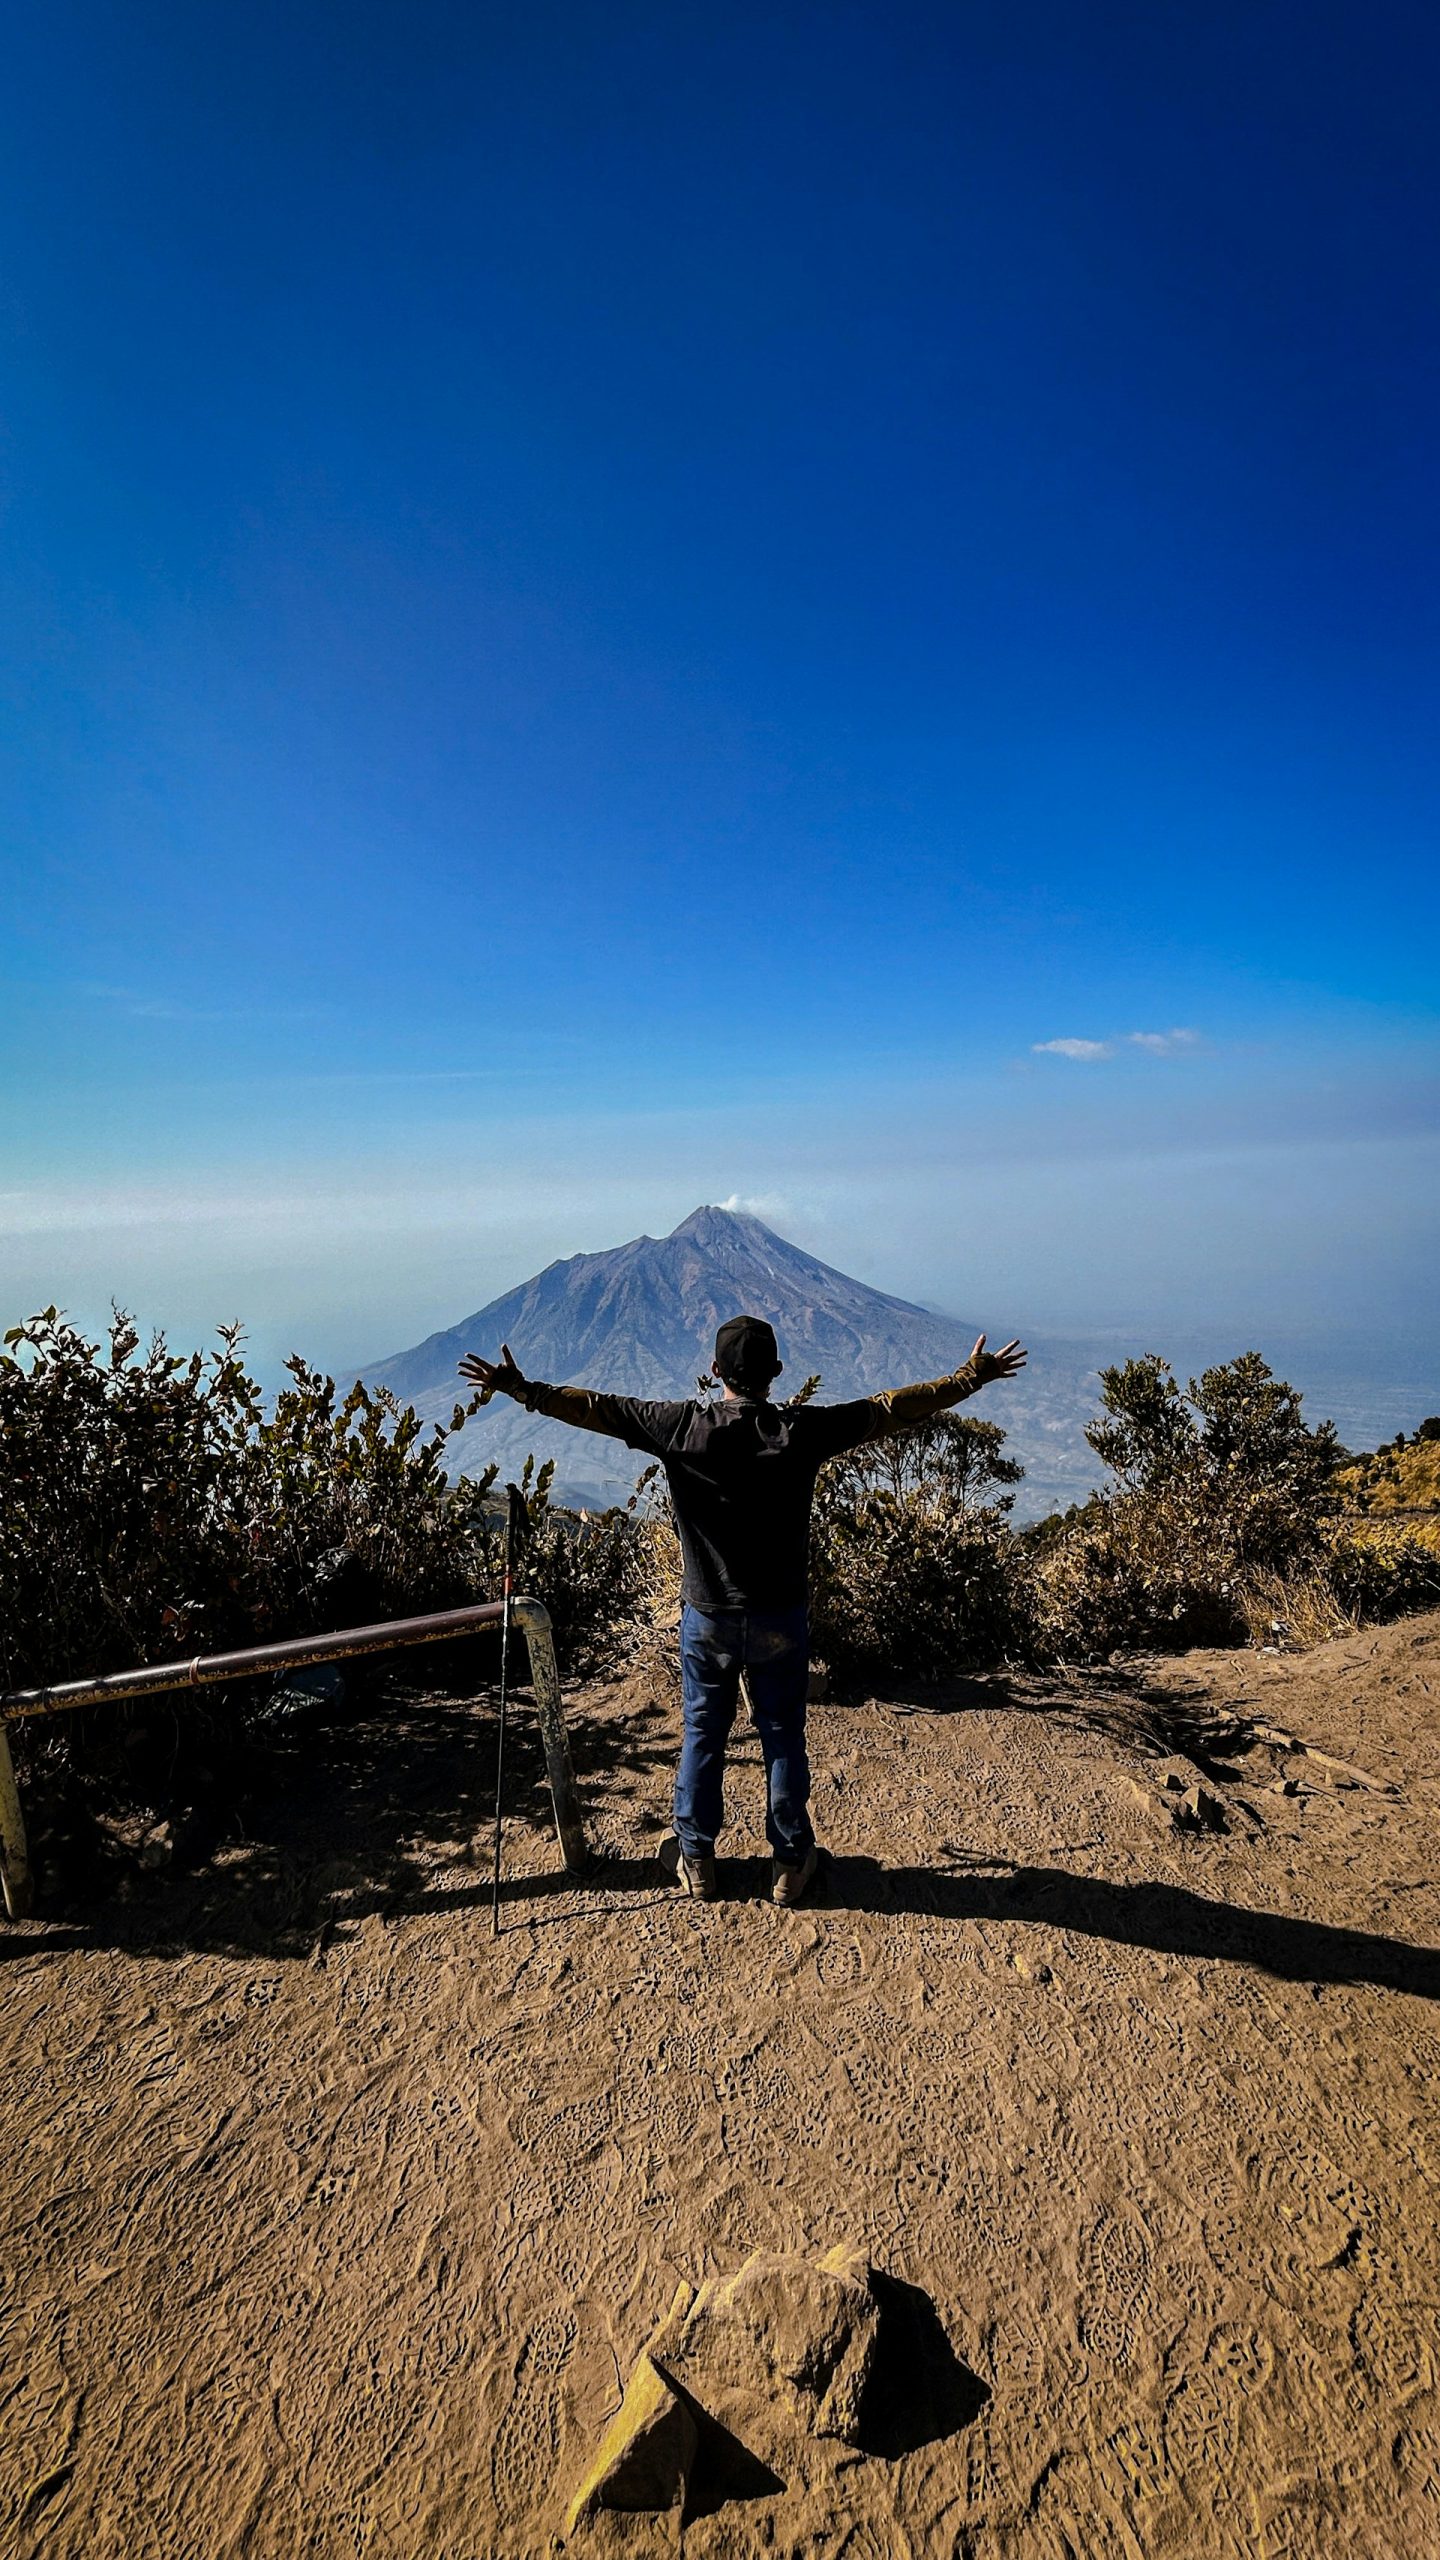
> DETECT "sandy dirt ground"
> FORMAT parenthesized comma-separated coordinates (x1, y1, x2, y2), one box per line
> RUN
(3, 1613, 1439, 2559)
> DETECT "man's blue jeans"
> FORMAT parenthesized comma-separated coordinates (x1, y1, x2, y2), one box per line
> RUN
(675, 1603, 815, 1867)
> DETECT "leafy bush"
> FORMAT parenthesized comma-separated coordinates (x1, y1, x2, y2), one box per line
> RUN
(0, 1309, 657, 1901)
(0, 1309, 647, 1700)
(833, 1411, 1023, 1514)
(1029, 1351, 1350, 1656)
(0, 1309, 490, 1695)
(504, 1461, 655, 1677)
(810, 1413, 1030, 1683)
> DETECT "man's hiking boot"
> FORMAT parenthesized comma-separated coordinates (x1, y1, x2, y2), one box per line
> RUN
(771, 1845, 820, 1906)
(660, 1836, 718, 1901)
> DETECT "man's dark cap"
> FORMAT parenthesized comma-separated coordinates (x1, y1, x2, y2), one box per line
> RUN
(714, 1315, 782, 1395)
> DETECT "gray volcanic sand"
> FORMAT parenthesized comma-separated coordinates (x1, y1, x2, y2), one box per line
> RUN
(3, 1615, 1439, 2558)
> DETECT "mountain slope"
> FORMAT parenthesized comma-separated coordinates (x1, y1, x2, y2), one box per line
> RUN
(366, 1204, 986, 1503)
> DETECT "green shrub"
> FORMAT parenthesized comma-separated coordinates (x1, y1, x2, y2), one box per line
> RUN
(0, 1310, 492, 1694)
(1030, 1481, 1248, 1656)
(503, 1462, 654, 1678)
(0, 1309, 646, 1700)
(1030, 1351, 1350, 1657)
(810, 1413, 1030, 1683)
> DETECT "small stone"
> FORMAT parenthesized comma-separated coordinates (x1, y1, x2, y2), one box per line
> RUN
(1148, 1753, 1204, 1794)
(1179, 1784, 1228, 1833)
(1126, 1777, 1179, 1831)
(1012, 1951, 1052, 1983)
(1271, 1775, 1300, 1798)
(137, 1822, 173, 1873)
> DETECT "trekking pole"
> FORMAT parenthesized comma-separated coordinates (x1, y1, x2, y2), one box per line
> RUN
(490, 1482, 525, 1939)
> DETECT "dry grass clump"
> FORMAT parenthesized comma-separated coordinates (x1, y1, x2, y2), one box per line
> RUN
(1236, 1566, 1360, 1651)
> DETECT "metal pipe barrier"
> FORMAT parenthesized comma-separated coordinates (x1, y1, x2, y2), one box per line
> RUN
(0, 1597, 588, 1921)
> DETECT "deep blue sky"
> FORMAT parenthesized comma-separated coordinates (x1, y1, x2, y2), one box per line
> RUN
(2, 2, 1436, 1380)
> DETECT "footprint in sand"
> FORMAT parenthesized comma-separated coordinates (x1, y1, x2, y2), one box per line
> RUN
(1079, 2205, 1154, 2371)
(1352, 2287, 1437, 2405)
(1248, 2146, 1377, 2308)
(514, 2086, 619, 2164)
(816, 1933, 865, 1991)
(488, 2371, 563, 2527)
(1164, 2321, 1272, 2478)
(1391, 2405, 1440, 2507)
(521, 2306, 577, 2381)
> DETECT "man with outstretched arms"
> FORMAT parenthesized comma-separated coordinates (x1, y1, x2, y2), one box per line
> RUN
(459, 1317, 1026, 1906)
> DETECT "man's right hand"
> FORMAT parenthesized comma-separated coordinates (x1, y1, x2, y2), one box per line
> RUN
(457, 1342, 529, 1404)
(968, 1334, 1027, 1387)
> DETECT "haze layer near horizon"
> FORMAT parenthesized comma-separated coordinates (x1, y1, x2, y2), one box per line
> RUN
(2, 4, 1436, 1382)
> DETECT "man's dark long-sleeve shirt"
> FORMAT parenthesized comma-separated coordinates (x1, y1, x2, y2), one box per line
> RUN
(514, 1362, 986, 1611)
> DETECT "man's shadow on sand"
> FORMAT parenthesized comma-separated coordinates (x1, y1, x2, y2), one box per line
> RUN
(506, 1845, 1440, 2003)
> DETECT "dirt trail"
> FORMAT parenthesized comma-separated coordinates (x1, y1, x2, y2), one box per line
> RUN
(3, 1615, 1439, 2558)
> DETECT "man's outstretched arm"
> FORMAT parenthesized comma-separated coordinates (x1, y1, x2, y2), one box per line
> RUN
(457, 1344, 676, 1449)
(818, 1334, 1028, 1454)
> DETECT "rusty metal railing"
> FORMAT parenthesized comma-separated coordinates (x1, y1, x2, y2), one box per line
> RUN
(0, 1597, 588, 1920)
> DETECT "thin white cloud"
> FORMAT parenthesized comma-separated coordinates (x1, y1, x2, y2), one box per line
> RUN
(80, 982, 332, 1029)
(1031, 1029, 1204, 1063)
(1128, 1028, 1201, 1056)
